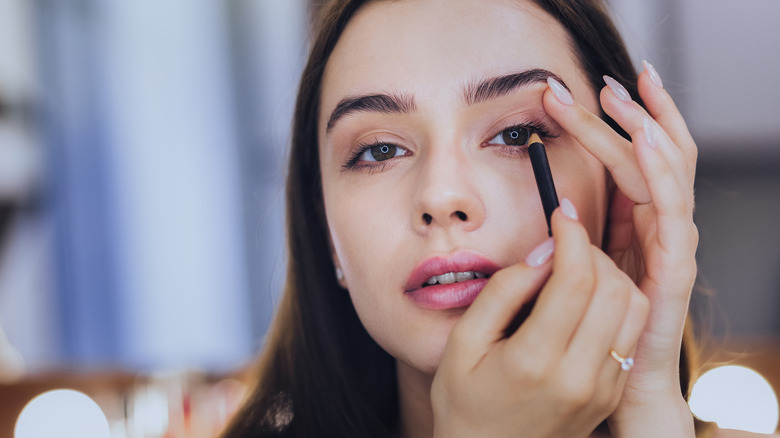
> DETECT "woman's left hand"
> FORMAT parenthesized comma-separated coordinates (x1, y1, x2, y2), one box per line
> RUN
(543, 62, 698, 436)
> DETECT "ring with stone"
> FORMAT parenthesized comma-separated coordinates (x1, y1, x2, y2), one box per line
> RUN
(610, 349, 635, 371)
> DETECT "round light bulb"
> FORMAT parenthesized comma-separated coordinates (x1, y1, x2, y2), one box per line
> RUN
(689, 365, 779, 434)
(15, 389, 110, 438)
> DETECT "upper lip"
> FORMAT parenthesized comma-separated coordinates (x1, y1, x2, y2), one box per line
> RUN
(404, 251, 502, 292)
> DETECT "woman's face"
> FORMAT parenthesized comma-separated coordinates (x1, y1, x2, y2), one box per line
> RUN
(319, 0, 608, 374)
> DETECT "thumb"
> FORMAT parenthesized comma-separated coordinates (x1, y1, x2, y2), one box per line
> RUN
(447, 240, 553, 363)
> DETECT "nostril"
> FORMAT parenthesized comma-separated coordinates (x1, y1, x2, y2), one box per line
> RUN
(422, 213, 432, 225)
(455, 211, 467, 221)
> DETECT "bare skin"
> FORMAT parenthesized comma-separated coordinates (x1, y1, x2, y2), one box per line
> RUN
(317, 0, 772, 436)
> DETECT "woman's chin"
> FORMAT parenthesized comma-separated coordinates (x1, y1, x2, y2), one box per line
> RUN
(363, 298, 472, 376)
(396, 315, 463, 376)
(396, 347, 445, 377)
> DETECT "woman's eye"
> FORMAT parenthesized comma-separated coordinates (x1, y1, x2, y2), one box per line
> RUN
(360, 143, 405, 162)
(488, 125, 531, 146)
(341, 141, 411, 172)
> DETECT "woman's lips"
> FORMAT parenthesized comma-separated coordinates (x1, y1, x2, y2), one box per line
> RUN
(404, 252, 501, 310)
(406, 278, 491, 310)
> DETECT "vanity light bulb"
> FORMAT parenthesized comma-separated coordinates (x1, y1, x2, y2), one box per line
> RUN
(689, 365, 779, 434)
(15, 389, 110, 438)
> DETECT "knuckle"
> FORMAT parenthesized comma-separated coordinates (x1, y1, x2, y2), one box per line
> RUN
(593, 261, 629, 300)
(562, 261, 595, 293)
(690, 223, 700, 247)
(688, 142, 699, 161)
(602, 279, 628, 303)
(506, 349, 548, 384)
(601, 287, 631, 315)
(584, 109, 603, 128)
(596, 388, 621, 415)
(557, 378, 595, 411)
(633, 289, 651, 315)
(575, 105, 602, 128)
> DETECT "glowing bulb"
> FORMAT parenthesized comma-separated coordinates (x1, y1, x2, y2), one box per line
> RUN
(132, 386, 169, 437)
(15, 389, 110, 438)
(689, 365, 779, 434)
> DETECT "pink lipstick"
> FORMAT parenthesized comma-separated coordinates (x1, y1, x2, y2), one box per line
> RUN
(404, 252, 500, 310)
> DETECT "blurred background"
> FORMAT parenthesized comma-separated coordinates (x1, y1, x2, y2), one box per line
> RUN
(0, 0, 778, 436)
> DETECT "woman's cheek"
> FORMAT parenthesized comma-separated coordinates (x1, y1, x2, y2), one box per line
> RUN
(550, 149, 608, 243)
(326, 179, 407, 293)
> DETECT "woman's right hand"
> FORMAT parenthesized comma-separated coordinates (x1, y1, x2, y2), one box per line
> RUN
(430, 203, 650, 438)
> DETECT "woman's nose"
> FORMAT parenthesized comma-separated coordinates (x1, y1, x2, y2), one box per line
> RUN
(413, 150, 485, 233)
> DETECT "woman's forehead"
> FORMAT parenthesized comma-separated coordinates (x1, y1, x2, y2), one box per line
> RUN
(320, 0, 580, 115)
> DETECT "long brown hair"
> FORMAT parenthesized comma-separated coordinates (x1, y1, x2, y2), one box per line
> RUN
(221, 1, 701, 436)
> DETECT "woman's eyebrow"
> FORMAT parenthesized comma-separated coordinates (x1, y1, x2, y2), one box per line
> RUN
(464, 69, 570, 105)
(326, 93, 416, 133)
(325, 69, 569, 134)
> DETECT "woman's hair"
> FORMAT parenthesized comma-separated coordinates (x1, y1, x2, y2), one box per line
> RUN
(221, 1, 702, 436)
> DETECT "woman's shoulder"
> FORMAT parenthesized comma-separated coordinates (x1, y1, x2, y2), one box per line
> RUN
(712, 429, 780, 438)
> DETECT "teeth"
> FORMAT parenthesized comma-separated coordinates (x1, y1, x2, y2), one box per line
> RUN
(439, 272, 456, 284)
(454, 272, 473, 282)
(423, 271, 488, 286)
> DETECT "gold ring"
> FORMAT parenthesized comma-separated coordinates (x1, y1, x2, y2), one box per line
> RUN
(610, 350, 634, 371)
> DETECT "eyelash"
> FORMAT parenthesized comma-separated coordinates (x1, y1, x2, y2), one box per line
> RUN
(341, 140, 399, 173)
(485, 120, 558, 157)
(340, 120, 558, 172)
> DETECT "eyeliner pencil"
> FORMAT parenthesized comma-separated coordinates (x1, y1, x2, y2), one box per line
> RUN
(528, 132, 559, 237)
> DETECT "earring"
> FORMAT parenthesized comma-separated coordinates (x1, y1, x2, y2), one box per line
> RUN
(335, 267, 344, 281)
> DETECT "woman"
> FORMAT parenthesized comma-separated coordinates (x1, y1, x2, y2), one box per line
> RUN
(223, 0, 771, 437)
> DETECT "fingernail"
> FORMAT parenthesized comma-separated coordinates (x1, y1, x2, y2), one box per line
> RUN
(643, 117, 658, 148)
(526, 237, 555, 267)
(560, 198, 578, 220)
(642, 60, 664, 89)
(547, 77, 574, 106)
(603, 75, 631, 102)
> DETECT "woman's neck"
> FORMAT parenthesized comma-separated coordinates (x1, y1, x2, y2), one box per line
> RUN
(396, 360, 435, 438)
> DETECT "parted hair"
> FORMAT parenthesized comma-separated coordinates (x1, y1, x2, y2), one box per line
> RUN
(220, 1, 703, 437)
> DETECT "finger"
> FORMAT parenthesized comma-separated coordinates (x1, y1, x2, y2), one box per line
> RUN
(635, 118, 695, 248)
(543, 82, 651, 204)
(510, 199, 595, 357)
(638, 60, 697, 179)
(634, 117, 693, 220)
(563, 247, 633, 376)
(451, 249, 552, 361)
(606, 284, 649, 380)
(599, 81, 690, 192)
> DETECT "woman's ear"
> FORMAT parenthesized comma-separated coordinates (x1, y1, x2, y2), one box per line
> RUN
(328, 234, 348, 289)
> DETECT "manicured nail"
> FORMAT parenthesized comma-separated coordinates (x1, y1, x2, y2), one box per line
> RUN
(526, 237, 555, 267)
(560, 198, 578, 220)
(547, 77, 574, 105)
(642, 60, 664, 89)
(643, 117, 658, 148)
(603, 75, 631, 102)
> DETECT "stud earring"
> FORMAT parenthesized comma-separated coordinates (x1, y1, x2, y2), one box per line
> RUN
(335, 267, 344, 281)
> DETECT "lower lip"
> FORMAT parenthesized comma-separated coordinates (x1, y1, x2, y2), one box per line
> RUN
(405, 278, 489, 310)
